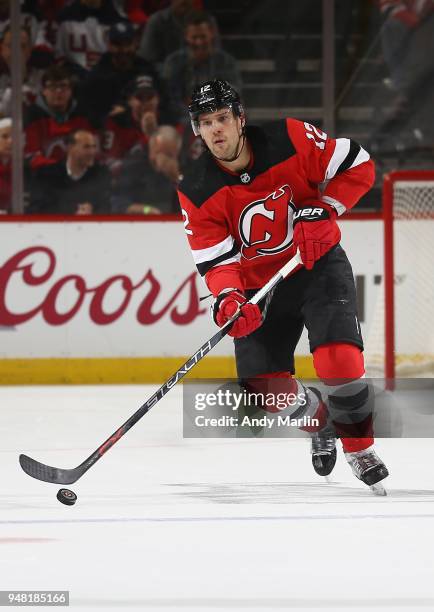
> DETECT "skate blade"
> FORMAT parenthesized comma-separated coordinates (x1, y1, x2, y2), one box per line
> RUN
(370, 483, 387, 496)
(324, 475, 333, 484)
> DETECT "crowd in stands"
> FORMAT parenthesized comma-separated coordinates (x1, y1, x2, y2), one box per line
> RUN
(1, 0, 431, 215)
(0, 0, 241, 215)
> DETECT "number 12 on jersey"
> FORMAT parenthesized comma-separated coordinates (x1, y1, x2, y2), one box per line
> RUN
(304, 122, 327, 150)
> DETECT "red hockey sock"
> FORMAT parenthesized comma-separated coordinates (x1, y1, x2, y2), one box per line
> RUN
(341, 434, 374, 453)
(299, 396, 329, 433)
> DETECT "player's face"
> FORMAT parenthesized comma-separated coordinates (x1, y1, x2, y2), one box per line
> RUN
(198, 108, 243, 160)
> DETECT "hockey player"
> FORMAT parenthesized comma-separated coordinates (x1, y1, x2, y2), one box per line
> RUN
(177, 79, 389, 491)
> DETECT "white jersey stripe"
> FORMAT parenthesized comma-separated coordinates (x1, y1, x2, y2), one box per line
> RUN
(191, 235, 235, 265)
(325, 138, 351, 181)
(350, 146, 370, 169)
(322, 195, 347, 216)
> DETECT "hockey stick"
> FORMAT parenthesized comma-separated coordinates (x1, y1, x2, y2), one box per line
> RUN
(19, 251, 302, 485)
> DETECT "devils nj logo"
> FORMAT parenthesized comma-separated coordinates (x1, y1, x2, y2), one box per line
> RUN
(239, 185, 296, 260)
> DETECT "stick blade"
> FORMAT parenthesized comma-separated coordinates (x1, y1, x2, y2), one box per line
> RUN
(19, 454, 81, 485)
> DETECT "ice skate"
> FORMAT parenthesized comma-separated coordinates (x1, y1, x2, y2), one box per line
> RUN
(307, 386, 337, 479)
(345, 445, 389, 495)
(311, 432, 337, 478)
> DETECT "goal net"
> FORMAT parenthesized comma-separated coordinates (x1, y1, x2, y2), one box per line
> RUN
(364, 171, 434, 378)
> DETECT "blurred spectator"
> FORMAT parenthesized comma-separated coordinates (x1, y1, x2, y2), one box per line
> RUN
(55, 0, 126, 74)
(180, 127, 204, 167)
(81, 21, 160, 127)
(36, 0, 65, 23)
(25, 65, 94, 170)
(102, 74, 176, 173)
(113, 0, 150, 25)
(0, 0, 54, 68)
(0, 116, 11, 214)
(379, 0, 434, 122)
(28, 129, 110, 214)
(163, 10, 241, 121)
(112, 124, 182, 214)
(138, 0, 218, 70)
(0, 26, 43, 116)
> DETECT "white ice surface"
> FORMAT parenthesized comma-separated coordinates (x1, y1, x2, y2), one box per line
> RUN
(1, 385, 434, 612)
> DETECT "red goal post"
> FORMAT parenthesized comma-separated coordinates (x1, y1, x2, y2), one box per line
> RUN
(382, 170, 434, 380)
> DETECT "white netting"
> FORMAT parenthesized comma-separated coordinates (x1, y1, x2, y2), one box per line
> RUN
(365, 178, 434, 377)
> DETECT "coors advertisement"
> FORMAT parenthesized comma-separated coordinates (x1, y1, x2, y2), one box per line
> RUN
(0, 246, 203, 327)
(0, 221, 228, 359)
(0, 218, 395, 362)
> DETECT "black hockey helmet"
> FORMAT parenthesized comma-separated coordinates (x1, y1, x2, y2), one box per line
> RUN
(188, 79, 244, 136)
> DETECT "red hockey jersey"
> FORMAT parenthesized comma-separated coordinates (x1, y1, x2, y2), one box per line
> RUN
(177, 119, 375, 296)
(102, 110, 149, 175)
(24, 98, 94, 169)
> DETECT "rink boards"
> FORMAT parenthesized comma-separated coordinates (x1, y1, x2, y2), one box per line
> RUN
(0, 216, 429, 383)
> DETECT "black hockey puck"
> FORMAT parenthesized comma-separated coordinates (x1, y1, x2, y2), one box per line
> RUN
(56, 488, 77, 506)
